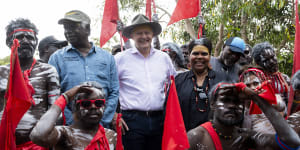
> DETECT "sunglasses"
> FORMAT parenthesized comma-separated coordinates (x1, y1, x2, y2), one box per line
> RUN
(76, 99, 105, 109)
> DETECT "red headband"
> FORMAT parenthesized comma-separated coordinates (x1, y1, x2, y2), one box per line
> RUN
(239, 68, 267, 82)
(9, 29, 35, 37)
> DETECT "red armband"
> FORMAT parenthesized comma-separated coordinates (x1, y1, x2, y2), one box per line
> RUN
(54, 95, 67, 111)
(234, 82, 247, 92)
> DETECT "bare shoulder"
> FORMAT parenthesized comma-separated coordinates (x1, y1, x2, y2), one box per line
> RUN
(105, 128, 117, 149)
(187, 126, 213, 150)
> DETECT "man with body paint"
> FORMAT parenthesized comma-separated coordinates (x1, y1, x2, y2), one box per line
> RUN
(210, 37, 245, 82)
(239, 67, 286, 134)
(30, 82, 116, 149)
(114, 14, 176, 150)
(0, 18, 60, 149)
(252, 42, 290, 108)
(187, 82, 300, 150)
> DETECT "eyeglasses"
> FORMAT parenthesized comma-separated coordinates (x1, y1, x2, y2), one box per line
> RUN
(76, 99, 105, 109)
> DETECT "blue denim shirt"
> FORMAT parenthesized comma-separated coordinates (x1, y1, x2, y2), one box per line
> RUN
(49, 43, 119, 127)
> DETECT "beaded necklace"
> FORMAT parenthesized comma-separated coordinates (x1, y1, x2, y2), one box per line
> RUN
(191, 76, 209, 112)
(211, 121, 233, 140)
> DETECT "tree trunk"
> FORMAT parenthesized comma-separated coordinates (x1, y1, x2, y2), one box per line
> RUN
(241, 11, 249, 44)
(184, 19, 197, 39)
(214, 23, 224, 57)
(173, 0, 197, 39)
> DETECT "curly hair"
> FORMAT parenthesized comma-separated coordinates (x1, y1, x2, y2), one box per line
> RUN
(5, 18, 39, 47)
(188, 38, 212, 54)
(292, 70, 300, 90)
(161, 42, 185, 68)
(252, 42, 274, 65)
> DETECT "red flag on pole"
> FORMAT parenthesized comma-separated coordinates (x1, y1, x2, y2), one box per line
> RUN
(162, 76, 190, 150)
(146, 0, 152, 21)
(287, 0, 300, 116)
(0, 39, 33, 150)
(99, 0, 120, 47)
(167, 0, 200, 26)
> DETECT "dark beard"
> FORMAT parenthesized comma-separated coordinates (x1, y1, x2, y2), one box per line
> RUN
(217, 114, 244, 126)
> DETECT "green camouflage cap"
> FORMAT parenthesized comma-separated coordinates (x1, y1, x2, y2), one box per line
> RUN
(58, 10, 91, 25)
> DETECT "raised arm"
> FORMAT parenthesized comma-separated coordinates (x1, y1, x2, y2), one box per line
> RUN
(30, 85, 82, 147)
(234, 82, 300, 149)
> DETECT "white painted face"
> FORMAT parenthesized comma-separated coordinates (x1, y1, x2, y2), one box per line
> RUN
(244, 74, 262, 90)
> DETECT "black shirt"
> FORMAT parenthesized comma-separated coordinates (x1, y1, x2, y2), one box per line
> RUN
(175, 69, 228, 131)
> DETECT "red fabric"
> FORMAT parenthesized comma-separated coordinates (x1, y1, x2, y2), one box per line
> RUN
(197, 0, 202, 39)
(288, 2, 300, 115)
(16, 141, 48, 150)
(54, 95, 67, 111)
(0, 39, 33, 150)
(116, 113, 124, 150)
(201, 122, 223, 150)
(23, 58, 36, 104)
(249, 81, 277, 114)
(197, 24, 203, 39)
(162, 76, 190, 150)
(84, 125, 110, 150)
(99, 0, 119, 47)
(167, 0, 200, 25)
(54, 95, 67, 125)
(234, 82, 247, 92)
(9, 29, 35, 37)
(146, 0, 152, 21)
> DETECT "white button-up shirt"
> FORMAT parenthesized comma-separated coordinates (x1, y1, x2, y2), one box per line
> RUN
(115, 46, 176, 111)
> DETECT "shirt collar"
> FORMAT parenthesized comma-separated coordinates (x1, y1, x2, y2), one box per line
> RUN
(130, 45, 156, 56)
(66, 42, 96, 53)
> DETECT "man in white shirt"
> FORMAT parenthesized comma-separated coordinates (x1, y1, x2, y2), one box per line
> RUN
(115, 14, 176, 150)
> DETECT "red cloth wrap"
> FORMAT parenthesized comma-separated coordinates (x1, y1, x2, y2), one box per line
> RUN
(16, 141, 48, 150)
(54, 95, 67, 125)
(85, 125, 110, 150)
(116, 113, 124, 150)
(249, 81, 277, 114)
(201, 122, 223, 150)
(234, 82, 247, 92)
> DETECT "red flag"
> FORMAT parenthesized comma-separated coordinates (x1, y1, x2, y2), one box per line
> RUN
(99, 0, 119, 47)
(146, 0, 152, 21)
(168, 0, 200, 25)
(287, 0, 300, 116)
(162, 76, 190, 150)
(116, 113, 124, 150)
(0, 39, 33, 150)
(249, 81, 277, 114)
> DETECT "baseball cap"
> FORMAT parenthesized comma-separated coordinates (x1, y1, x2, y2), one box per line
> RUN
(58, 10, 91, 25)
(38, 36, 68, 51)
(225, 37, 245, 55)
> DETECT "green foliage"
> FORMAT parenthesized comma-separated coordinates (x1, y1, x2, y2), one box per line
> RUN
(117, 0, 298, 75)
(0, 56, 10, 65)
